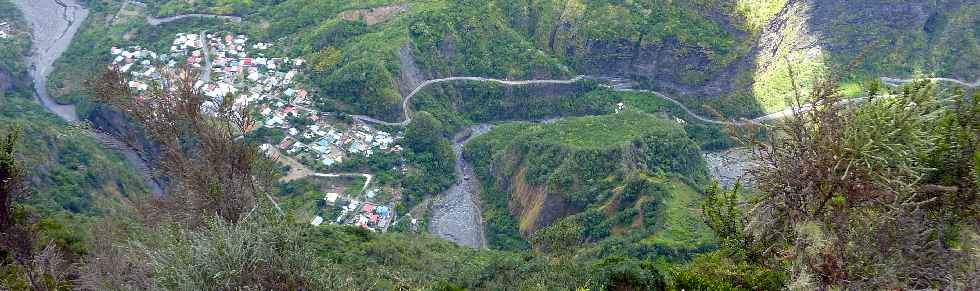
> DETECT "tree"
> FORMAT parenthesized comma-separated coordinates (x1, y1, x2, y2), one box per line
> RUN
(401, 111, 455, 204)
(310, 46, 342, 72)
(80, 68, 326, 289)
(744, 68, 978, 289)
(1, 127, 73, 290)
(90, 67, 277, 225)
(405, 111, 445, 153)
(701, 181, 758, 261)
(0, 127, 23, 229)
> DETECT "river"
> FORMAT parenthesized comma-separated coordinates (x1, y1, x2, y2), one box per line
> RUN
(427, 124, 494, 248)
(13, 0, 162, 194)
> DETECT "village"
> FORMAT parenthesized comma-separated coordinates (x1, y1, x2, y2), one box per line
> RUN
(311, 191, 397, 233)
(108, 31, 409, 232)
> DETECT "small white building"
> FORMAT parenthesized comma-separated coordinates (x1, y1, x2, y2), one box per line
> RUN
(310, 216, 324, 226)
(325, 192, 340, 204)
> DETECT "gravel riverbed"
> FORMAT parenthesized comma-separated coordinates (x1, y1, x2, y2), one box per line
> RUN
(427, 124, 493, 249)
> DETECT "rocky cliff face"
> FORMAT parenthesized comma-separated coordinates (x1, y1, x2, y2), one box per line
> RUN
(747, 0, 978, 112)
(501, 160, 576, 237)
(0, 67, 32, 97)
(86, 104, 160, 167)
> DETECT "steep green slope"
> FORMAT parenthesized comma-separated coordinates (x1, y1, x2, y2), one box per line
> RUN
(0, 0, 31, 98)
(0, 0, 148, 217)
(411, 80, 613, 130)
(58, 0, 750, 121)
(52, 0, 979, 126)
(732, 0, 980, 114)
(465, 112, 713, 256)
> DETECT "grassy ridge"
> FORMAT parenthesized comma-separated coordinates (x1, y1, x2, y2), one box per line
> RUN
(465, 113, 713, 256)
(518, 112, 682, 149)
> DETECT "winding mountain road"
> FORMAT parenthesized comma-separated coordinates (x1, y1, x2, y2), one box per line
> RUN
(351, 72, 976, 247)
(881, 77, 979, 88)
(357, 74, 978, 128)
(147, 14, 242, 26)
(352, 76, 587, 126)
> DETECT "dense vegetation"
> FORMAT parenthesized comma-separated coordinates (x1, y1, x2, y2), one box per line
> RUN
(412, 80, 613, 129)
(0, 66, 780, 290)
(0, 0, 148, 217)
(400, 111, 455, 208)
(464, 113, 713, 256)
(3, 0, 977, 289)
(54, 0, 980, 124)
(0, 1, 31, 98)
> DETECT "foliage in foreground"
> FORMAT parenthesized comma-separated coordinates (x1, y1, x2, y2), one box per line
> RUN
(728, 73, 980, 289)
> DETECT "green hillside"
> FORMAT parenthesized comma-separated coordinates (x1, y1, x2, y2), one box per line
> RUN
(51, 0, 980, 125)
(464, 113, 713, 257)
(0, 1, 149, 269)
(2, 0, 975, 289)
(0, 0, 148, 217)
(730, 0, 980, 115)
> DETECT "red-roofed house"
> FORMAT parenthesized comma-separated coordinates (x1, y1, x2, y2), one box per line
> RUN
(278, 137, 295, 150)
(283, 106, 298, 116)
(361, 203, 375, 213)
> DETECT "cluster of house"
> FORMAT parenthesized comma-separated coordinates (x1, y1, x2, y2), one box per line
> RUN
(310, 191, 395, 232)
(110, 32, 303, 106)
(277, 122, 401, 167)
(110, 46, 160, 91)
(108, 31, 403, 169)
(0, 22, 10, 39)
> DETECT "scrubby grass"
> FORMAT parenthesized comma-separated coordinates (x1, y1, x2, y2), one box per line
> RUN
(523, 112, 676, 149)
(643, 178, 715, 252)
(734, 0, 788, 32)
